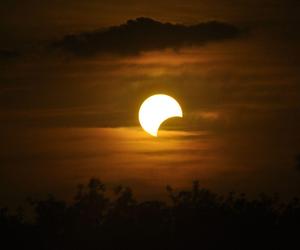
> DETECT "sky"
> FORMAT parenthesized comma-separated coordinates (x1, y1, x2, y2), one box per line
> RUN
(1, 0, 300, 206)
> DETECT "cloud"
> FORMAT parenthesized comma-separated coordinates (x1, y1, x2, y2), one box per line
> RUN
(51, 17, 242, 56)
(0, 49, 20, 61)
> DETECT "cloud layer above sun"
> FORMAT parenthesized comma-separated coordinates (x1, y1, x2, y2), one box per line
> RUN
(51, 17, 242, 56)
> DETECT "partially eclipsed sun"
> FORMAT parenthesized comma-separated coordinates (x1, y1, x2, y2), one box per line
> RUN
(139, 94, 183, 137)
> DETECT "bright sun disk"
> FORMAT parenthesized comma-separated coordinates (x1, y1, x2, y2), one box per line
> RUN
(138, 94, 183, 137)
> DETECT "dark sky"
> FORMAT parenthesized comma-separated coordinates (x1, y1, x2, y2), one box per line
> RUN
(1, 0, 300, 207)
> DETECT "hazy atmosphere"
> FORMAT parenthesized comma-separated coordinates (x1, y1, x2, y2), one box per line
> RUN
(1, 0, 300, 208)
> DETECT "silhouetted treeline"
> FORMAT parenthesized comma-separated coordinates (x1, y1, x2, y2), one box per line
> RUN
(1, 179, 299, 250)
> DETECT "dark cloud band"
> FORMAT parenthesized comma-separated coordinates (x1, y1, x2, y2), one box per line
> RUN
(51, 17, 242, 56)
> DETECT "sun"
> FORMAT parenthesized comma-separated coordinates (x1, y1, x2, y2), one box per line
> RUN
(139, 94, 183, 137)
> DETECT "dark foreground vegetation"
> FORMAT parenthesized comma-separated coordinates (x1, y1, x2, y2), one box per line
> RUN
(1, 179, 299, 250)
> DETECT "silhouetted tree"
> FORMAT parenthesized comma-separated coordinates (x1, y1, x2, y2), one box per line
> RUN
(0, 178, 300, 250)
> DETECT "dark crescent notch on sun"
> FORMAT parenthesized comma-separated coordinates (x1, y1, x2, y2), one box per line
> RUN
(139, 94, 183, 137)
